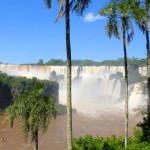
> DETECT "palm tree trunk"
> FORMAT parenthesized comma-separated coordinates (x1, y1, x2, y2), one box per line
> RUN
(145, 0, 150, 124)
(146, 20, 150, 123)
(34, 130, 38, 150)
(65, 0, 73, 150)
(123, 23, 129, 149)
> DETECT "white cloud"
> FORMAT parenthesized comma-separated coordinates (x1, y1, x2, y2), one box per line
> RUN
(83, 12, 105, 23)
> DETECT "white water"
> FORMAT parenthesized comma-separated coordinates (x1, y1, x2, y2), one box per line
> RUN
(0, 64, 146, 116)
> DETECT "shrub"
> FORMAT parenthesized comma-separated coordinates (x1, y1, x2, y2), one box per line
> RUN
(73, 135, 150, 150)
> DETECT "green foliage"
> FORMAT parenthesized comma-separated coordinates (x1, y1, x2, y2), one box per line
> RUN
(98, 58, 146, 67)
(45, 59, 65, 66)
(73, 135, 124, 150)
(133, 0, 150, 34)
(99, 0, 138, 45)
(136, 116, 150, 142)
(56, 104, 76, 115)
(44, 0, 51, 8)
(8, 81, 56, 142)
(37, 59, 44, 65)
(0, 109, 5, 115)
(0, 71, 70, 115)
(45, 0, 91, 23)
(0, 72, 57, 102)
(128, 68, 146, 84)
(109, 72, 123, 80)
(27, 58, 146, 67)
(73, 135, 150, 150)
(73, 0, 91, 15)
(56, 104, 67, 115)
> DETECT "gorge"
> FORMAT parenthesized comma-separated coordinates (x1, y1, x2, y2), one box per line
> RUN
(0, 64, 147, 115)
(0, 64, 146, 150)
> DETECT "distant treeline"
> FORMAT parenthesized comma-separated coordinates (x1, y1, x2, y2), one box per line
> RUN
(27, 58, 146, 67)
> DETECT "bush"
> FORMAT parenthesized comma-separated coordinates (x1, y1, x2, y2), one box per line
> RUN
(56, 104, 76, 115)
(73, 135, 150, 150)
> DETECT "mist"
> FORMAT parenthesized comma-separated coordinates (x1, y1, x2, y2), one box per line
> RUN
(0, 64, 146, 117)
(59, 77, 146, 117)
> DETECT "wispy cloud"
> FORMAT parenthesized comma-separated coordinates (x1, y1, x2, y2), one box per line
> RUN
(83, 12, 105, 23)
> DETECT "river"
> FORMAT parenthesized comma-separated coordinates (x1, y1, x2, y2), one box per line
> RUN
(0, 111, 141, 150)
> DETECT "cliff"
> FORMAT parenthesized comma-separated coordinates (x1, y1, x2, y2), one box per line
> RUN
(0, 64, 125, 79)
(0, 73, 59, 110)
(0, 83, 11, 110)
(0, 64, 146, 112)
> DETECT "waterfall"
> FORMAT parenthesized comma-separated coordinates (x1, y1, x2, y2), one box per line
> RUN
(0, 64, 146, 115)
(0, 64, 125, 79)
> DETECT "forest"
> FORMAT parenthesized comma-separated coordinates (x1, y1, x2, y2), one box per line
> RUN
(28, 57, 146, 67)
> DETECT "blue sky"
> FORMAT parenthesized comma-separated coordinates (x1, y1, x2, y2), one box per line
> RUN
(0, 0, 147, 64)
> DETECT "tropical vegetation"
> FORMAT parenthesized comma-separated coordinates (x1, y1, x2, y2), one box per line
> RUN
(0, 72, 70, 114)
(0, 72, 58, 101)
(73, 133, 150, 150)
(8, 82, 56, 150)
(134, 0, 150, 139)
(99, 0, 142, 147)
(26, 57, 147, 67)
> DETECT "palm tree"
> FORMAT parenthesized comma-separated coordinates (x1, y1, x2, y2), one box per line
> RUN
(136, 0, 150, 123)
(145, 1, 150, 124)
(100, 0, 138, 148)
(131, 0, 150, 140)
(8, 82, 56, 150)
(44, 1, 91, 149)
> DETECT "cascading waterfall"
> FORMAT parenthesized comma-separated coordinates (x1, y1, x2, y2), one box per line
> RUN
(0, 64, 146, 115)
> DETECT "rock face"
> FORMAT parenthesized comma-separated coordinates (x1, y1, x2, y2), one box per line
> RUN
(129, 81, 147, 109)
(0, 82, 59, 110)
(0, 64, 146, 112)
(0, 64, 125, 79)
(139, 67, 147, 76)
(45, 83, 59, 102)
(0, 83, 11, 109)
(0, 70, 59, 110)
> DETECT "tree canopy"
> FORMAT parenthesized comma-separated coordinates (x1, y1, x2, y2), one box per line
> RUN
(8, 81, 56, 150)
(22, 58, 147, 67)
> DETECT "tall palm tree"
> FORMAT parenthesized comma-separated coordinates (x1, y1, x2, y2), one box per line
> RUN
(136, 0, 150, 123)
(100, 0, 138, 148)
(132, 0, 150, 140)
(145, 1, 150, 125)
(8, 82, 56, 150)
(44, 1, 91, 150)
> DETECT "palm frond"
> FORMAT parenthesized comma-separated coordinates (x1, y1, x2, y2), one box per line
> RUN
(21, 117, 30, 142)
(100, 0, 137, 45)
(44, 0, 51, 9)
(105, 16, 120, 39)
(55, 0, 65, 23)
(73, 0, 91, 15)
(138, 22, 146, 34)
(127, 20, 134, 45)
(55, 0, 90, 22)
(113, 19, 120, 39)
(100, 3, 114, 16)
(106, 18, 113, 38)
(55, 0, 74, 23)
(101, 1, 120, 40)
(131, 0, 149, 34)
(118, 1, 130, 16)
(146, 0, 150, 7)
